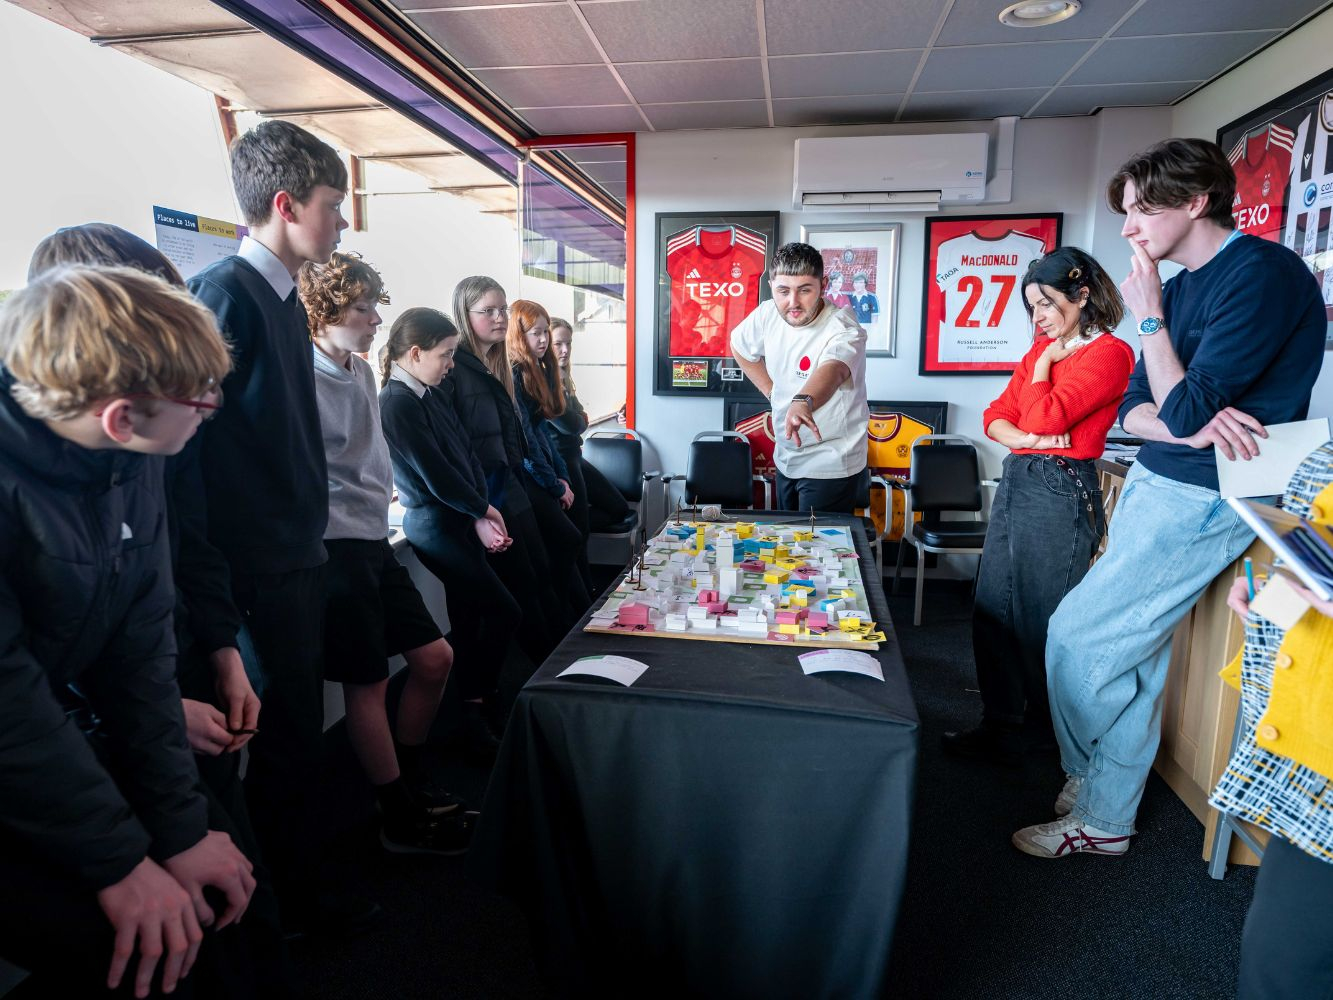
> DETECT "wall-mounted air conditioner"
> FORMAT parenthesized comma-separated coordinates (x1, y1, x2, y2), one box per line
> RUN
(793, 132, 989, 212)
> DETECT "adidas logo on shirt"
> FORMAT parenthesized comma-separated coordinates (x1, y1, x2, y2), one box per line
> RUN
(685, 268, 701, 279)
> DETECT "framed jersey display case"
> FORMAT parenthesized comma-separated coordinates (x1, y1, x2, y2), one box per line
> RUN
(1218, 67, 1333, 346)
(919, 213, 1062, 375)
(653, 210, 779, 397)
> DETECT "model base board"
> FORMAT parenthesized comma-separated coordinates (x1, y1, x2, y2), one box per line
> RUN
(583, 519, 887, 651)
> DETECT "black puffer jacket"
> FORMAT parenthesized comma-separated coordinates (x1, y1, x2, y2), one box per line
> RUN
(449, 347, 527, 475)
(0, 374, 207, 890)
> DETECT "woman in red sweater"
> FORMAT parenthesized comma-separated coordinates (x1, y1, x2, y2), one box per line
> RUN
(943, 247, 1134, 766)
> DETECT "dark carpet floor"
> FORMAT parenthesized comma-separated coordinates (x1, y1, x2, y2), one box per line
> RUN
(270, 576, 1260, 998)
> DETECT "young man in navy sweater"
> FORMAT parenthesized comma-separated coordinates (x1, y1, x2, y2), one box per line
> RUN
(1013, 138, 1327, 859)
(184, 121, 369, 932)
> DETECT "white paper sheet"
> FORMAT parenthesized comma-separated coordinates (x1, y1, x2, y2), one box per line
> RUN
(1216, 418, 1332, 499)
(797, 648, 884, 681)
(558, 655, 650, 686)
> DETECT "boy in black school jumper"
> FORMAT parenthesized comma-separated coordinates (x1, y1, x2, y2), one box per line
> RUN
(184, 120, 372, 934)
(0, 266, 254, 998)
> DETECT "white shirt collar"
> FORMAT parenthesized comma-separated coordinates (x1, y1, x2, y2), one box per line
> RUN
(238, 235, 295, 302)
(391, 362, 427, 399)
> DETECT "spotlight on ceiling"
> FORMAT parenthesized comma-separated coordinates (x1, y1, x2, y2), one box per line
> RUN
(998, 0, 1082, 28)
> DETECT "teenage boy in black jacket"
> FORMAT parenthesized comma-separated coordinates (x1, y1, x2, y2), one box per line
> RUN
(0, 266, 254, 997)
(183, 120, 370, 934)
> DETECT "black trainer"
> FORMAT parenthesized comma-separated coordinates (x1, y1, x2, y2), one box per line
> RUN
(380, 810, 477, 857)
(940, 723, 1023, 766)
(408, 774, 469, 816)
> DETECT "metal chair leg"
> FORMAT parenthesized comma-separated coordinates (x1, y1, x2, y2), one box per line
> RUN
(893, 536, 907, 594)
(913, 543, 926, 626)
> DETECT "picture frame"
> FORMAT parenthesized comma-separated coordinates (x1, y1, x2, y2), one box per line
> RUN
(653, 210, 780, 397)
(799, 222, 902, 356)
(919, 213, 1062, 375)
(1216, 67, 1333, 348)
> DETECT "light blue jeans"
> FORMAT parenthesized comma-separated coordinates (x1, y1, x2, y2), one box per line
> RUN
(1045, 463, 1254, 836)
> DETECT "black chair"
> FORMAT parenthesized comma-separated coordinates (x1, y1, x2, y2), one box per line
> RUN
(582, 429, 661, 561)
(892, 434, 988, 626)
(662, 431, 771, 512)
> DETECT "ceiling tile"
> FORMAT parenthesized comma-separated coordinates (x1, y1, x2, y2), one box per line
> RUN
(772, 94, 903, 126)
(936, 0, 1139, 45)
(764, 0, 943, 55)
(519, 105, 647, 134)
(476, 65, 626, 108)
(1032, 80, 1202, 116)
(916, 41, 1089, 91)
(392, 0, 554, 7)
(1066, 32, 1278, 86)
(901, 88, 1049, 121)
(768, 50, 921, 98)
(1115, 0, 1328, 36)
(642, 100, 770, 130)
(581, 0, 758, 61)
(408, 7, 600, 67)
(619, 58, 765, 103)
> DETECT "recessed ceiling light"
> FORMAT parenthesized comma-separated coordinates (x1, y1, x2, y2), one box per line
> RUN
(998, 0, 1082, 27)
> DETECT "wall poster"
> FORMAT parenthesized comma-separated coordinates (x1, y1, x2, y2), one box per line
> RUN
(919, 213, 1062, 375)
(153, 206, 247, 281)
(800, 222, 901, 356)
(653, 211, 779, 397)
(1217, 66, 1333, 346)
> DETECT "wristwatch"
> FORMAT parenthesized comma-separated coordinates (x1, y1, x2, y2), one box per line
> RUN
(791, 393, 814, 408)
(1137, 316, 1164, 336)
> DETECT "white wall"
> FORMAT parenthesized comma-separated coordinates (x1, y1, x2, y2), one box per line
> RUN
(1171, 7, 1333, 420)
(637, 114, 1114, 482)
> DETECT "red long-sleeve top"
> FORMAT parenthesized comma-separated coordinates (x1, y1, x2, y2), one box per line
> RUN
(983, 334, 1136, 460)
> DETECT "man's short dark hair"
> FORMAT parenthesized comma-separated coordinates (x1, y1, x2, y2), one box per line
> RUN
(1106, 138, 1236, 229)
(770, 242, 823, 280)
(852, 272, 868, 284)
(230, 121, 348, 226)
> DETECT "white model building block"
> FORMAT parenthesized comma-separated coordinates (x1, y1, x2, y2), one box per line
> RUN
(738, 620, 769, 637)
(719, 615, 741, 628)
(693, 617, 719, 631)
(664, 613, 688, 631)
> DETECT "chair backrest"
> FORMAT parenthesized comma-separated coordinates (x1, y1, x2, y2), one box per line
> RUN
(909, 435, 982, 515)
(685, 432, 753, 508)
(583, 432, 644, 502)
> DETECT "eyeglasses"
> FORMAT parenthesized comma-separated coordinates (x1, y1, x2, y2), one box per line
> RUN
(97, 389, 224, 421)
(469, 306, 509, 320)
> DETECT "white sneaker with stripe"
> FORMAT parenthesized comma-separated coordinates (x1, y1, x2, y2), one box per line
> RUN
(1012, 815, 1131, 858)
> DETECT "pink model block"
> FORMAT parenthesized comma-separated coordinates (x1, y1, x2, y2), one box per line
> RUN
(697, 589, 719, 604)
(775, 608, 809, 625)
(807, 611, 829, 628)
(617, 603, 651, 626)
(703, 601, 728, 614)
(738, 558, 766, 572)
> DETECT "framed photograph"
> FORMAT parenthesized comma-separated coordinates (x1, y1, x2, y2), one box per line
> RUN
(1217, 67, 1333, 347)
(800, 223, 902, 356)
(653, 210, 780, 397)
(920, 213, 1062, 376)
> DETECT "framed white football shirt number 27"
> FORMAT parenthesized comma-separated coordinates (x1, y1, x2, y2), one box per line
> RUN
(934, 231, 1046, 364)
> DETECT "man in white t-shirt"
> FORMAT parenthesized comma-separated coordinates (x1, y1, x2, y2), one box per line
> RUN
(730, 242, 869, 513)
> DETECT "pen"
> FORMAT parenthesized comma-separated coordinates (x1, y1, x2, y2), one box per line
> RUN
(228, 728, 260, 736)
(1244, 557, 1256, 601)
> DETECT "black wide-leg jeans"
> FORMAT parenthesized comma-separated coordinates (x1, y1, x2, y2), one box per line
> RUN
(971, 453, 1101, 737)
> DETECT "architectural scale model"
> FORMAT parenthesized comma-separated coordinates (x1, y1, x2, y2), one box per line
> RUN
(583, 517, 887, 650)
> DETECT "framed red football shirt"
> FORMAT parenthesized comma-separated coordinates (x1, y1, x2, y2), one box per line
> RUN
(1229, 122, 1296, 242)
(665, 226, 767, 358)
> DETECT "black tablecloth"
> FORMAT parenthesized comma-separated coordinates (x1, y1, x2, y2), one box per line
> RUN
(468, 513, 918, 998)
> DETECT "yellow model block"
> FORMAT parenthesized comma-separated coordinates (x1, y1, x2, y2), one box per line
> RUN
(763, 570, 790, 584)
(838, 588, 855, 599)
(778, 623, 801, 635)
(735, 523, 754, 538)
(839, 617, 863, 632)
(774, 545, 790, 558)
(793, 530, 813, 541)
(789, 593, 808, 607)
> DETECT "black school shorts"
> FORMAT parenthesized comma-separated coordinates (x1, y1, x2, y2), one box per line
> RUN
(322, 537, 443, 684)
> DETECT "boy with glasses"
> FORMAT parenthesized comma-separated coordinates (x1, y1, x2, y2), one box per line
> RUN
(0, 266, 255, 997)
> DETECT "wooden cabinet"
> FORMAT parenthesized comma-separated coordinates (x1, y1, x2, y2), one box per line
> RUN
(1096, 460, 1269, 866)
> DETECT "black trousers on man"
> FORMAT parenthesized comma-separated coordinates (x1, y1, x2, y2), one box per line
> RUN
(775, 467, 870, 515)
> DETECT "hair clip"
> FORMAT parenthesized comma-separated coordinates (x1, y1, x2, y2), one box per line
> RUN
(1067, 267, 1083, 280)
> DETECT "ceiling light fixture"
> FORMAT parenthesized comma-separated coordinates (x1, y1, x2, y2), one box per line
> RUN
(998, 0, 1082, 27)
